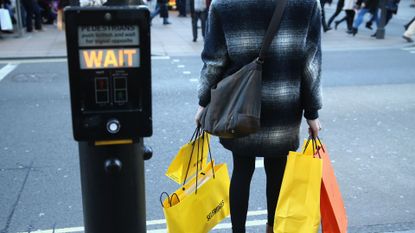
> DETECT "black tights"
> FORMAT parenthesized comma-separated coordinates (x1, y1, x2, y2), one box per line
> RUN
(229, 154, 287, 233)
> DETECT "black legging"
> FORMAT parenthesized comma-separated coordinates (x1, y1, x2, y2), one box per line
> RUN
(327, 0, 345, 27)
(229, 154, 287, 233)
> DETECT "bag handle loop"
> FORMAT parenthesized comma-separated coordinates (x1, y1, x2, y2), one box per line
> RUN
(160, 192, 181, 208)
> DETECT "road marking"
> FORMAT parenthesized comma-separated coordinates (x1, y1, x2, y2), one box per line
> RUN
(19, 210, 268, 233)
(183, 71, 191, 75)
(401, 46, 415, 51)
(0, 58, 66, 64)
(151, 56, 171, 60)
(0, 63, 18, 82)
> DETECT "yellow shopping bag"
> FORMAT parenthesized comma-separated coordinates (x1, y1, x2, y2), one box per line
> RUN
(166, 129, 209, 184)
(162, 161, 231, 233)
(274, 139, 323, 233)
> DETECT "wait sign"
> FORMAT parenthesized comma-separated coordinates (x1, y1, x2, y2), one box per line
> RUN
(80, 49, 140, 69)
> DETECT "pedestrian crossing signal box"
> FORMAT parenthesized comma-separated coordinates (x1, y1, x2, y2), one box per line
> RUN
(65, 7, 152, 141)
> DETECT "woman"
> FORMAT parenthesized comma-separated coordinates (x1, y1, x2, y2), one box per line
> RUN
(333, 0, 356, 33)
(351, 0, 379, 35)
(194, 0, 322, 232)
(328, 0, 345, 29)
(150, 0, 171, 25)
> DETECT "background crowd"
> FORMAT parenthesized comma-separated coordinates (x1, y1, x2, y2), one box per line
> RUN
(0, 0, 414, 42)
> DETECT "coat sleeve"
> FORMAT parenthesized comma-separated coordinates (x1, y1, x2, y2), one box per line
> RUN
(198, 1, 229, 107)
(301, 1, 323, 120)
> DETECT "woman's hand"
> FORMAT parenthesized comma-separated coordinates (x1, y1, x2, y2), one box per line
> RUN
(307, 118, 322, 138)
(195, 106, 205, 126)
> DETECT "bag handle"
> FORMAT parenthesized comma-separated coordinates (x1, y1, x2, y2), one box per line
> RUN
(182, 127, 202, 186)
(160, 192, 181, 208)
(258, 0, 288, 62)
(303, 136, 324, 158)
(181, 129, 216, 195)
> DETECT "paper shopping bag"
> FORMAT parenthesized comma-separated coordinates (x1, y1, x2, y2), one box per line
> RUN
(274, 149, 323, 233)
(162, 162, 231, 233)
(0, 9, 13, 31)
(303, 139, 348, 233)
(165, 129, 209, 184)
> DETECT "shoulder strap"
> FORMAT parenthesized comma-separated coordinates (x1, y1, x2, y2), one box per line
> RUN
(258, 0, 288, 62)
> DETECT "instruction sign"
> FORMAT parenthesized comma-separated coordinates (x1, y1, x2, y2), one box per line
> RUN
(78, 25, 139, 47)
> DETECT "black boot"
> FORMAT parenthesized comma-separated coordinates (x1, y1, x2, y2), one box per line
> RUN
(365, 22, 373, 30)
(352, 27, 358, 36)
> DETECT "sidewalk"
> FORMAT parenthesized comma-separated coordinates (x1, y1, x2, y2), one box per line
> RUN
(0, 2, 414, 59)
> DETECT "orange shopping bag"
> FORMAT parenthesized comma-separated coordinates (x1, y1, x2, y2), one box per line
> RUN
(303, 139, 348, 233)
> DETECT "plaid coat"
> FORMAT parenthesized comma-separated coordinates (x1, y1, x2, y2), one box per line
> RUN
(198, 0, 323, 157)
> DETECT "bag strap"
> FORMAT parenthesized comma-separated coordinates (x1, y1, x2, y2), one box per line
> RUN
(258, 0, 288, 62)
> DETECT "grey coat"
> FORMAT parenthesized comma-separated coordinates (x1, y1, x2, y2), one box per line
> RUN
(198, 0, 323, 157)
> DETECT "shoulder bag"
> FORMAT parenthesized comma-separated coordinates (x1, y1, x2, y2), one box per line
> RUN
(200, 0, 287, 138)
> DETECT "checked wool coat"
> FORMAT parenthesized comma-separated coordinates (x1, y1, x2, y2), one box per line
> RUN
(198, 0, 323, 157)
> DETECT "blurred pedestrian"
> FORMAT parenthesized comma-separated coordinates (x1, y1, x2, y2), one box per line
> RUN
(366, 0, 400, 33)
(195, 0, 323, 232)
(1, 0, 16, 24)
(190, 0, 209, 42)
(403, 17, 415, 42)
(333, 0, 356, 33)
(22, 0, 42, 32)
(150, 0, 171, 25)
(177, 0, 186, 17)
(351, 0, 379, 36)
(321, 0, 333, 32)
(328, 0, 345, 28)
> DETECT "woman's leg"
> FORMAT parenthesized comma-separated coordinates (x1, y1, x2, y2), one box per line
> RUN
(353, 8, 368, 29)
(230, 154, 256, 233)
(264, 156, 287, 228)
(346, 10, 356, 31)
(328, 0, 345, 27)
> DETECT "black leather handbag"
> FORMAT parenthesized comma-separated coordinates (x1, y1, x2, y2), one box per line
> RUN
(200, 0, 287, 138)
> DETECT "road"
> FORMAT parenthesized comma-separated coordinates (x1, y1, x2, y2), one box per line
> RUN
(0, 45, 415, 233)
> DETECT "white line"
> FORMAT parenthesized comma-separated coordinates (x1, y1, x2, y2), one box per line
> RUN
(410, 51, 415, 54)
(0, 63, 18, 82)
(151, 56, 171, 60)
(401, 46, 415, 51)
(18, 210, 268, 233)
(0, 58, 66, 64)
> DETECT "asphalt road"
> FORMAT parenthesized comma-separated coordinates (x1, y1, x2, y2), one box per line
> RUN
(0, 46, 415, 233)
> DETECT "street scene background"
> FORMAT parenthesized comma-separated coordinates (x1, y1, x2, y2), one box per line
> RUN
(0, 1, 415, 232)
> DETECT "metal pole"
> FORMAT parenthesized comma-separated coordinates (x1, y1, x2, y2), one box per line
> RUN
(14, 0, 24, 37)
(78, 139, 147, 233)
(376, 0, 387, 39)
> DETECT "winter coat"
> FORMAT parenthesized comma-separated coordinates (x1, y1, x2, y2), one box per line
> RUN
(198, 0, 322, 157)
(386, 0, 400, 14)
(157, 0, 168, 18)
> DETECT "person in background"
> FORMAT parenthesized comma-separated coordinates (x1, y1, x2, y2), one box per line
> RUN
(403, 17, 415, 42)
(195, 0, 323, 232)
(333, 0, 356, 33)
(150, 0, 171, 25)
(328, 0, 345, 29)
(351, 0, 379, 35)
(366, 0, 399, 37)
(321, 0, 333, 32)
(1, 0, 16, 24)
(38, 0, 56, 24)
(190, 0, 210, 42)
(177, 0, 186, 17)
(21, 0, 42, 32)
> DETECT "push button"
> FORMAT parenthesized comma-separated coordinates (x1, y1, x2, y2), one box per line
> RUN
(106, 119, 121, 134)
